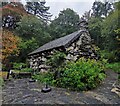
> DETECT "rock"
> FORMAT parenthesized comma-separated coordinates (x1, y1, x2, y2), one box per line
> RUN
(66, 46, 74, 51)
(41, 57, 47, 61)
(76, 39, 82, 46)
(111, 88, 120, 97)
(41, 69, 47, 73)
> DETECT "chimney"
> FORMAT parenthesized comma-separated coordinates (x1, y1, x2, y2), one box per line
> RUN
(78, 18, 88, 30)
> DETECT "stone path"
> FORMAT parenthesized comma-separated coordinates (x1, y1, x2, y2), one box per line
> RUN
(2, 70, 120, 104)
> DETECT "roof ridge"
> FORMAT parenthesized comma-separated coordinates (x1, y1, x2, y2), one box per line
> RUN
(28, 30, 85, 55)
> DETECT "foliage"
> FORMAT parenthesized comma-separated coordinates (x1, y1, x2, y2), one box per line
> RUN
(99, 50, 119, 62)
(13, 62, 26, 70)
(49, 8, 80, 39)
(46, 51, 66, 80)
(101, 4, 119, 51)
(1, 2, 9, 7)
(21, 68, 33, 72)
(33, 58, 106, 91)
(15, 16, 51, 45)
(46, 51, 66, 68)
(32, 72, 54, 84)
(54, 58, 106, 91)
(18, 37, 39, 62)
(15, 16, 51, 62)
(105, 62, 120, 73)
(25, 1, 52, 22)
(91, 1, 113, 17)
(88, 17, 103, 48)
(1, 2, 28, 29)
(2, 29, 20, 61)
(89, 1, 120, 62)
(105, 62, 120, 80)
(13, 62, 32, 72)
(92, 1, 104, 17)
(0, 71, 8, 79)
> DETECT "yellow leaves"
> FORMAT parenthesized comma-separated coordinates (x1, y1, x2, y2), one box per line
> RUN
(2, 29, 20, 60)
(0, 71, 8, 79)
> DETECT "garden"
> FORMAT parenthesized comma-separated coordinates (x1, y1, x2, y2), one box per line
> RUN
(1, 0, 120, 104)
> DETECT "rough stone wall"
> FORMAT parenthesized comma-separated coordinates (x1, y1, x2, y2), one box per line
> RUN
(28, 49, 62, 72)
(65, 31, 98, 62)
(28, 31, 98, 72)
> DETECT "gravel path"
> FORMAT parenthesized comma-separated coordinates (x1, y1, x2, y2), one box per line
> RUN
(2, 70, 120, 104)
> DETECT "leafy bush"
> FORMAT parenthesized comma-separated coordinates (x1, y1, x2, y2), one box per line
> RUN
(21, 68, 33, 72)
(99, 50, 119, 63)
(14, 68, 33, 73)
(13, 62, 26, 70)
(46, 51, 66, 68)
(54, 58, 106, 91)
(106, 62, 120, 73)
(32, 72, 54, 85)
(33, 58, 106, 91)
(2, 65, 7, 71)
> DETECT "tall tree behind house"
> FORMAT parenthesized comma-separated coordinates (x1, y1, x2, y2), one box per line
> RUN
(91, 1, 114, 18)
(49, 8, 80, 40)
(2, 2, 28, 29)
(25, 0, 52, 23)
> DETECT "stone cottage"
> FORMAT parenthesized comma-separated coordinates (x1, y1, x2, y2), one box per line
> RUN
(28, 20, 98, 72)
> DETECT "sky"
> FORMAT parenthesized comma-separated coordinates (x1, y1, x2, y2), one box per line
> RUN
(45, 0, 94, 20)
(20, 0, 115, 20)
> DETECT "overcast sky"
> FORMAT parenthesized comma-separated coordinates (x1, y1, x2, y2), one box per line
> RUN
(20, 0, 115, 20)
(45, 1, 94, 20)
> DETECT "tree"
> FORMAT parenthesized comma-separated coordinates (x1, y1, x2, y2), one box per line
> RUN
(1, 2, 28, 29)
(91, 1, 113, 18)
(2, 29, 20, 62)
(101, 4, 119, 51)
(88, 17, 103, 49)
(102, 1, 113, 17)
(81, 10, 91, 21)
(18, 37, 39, 62)
(15, 16, 51, 46)
(91, 1, 104, 17)
(1, 2, 9, 7)
(49, 8, 80, 39)
(25, 0, 52, 22)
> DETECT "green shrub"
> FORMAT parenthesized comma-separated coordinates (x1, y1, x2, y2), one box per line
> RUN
(106, 62, 120, 73)
(46, 51, 66, 68)
(13, 62, 26, 70)
(14, 68, 33, 73)
(32, 72, 54, 85)
(21, 68, 33, 72)
(54, 58, 106, 91)
(99, 50, 119, 63)
(33, 58, 106, 91)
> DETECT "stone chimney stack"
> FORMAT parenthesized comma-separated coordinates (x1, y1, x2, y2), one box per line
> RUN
(78, 18, 88, 30)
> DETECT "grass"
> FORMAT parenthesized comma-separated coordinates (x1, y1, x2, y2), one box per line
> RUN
(106, 62, 120, 73)
(106, 62, 120, 80)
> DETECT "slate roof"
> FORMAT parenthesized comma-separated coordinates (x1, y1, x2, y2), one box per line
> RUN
(28, 30, 86, 55)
